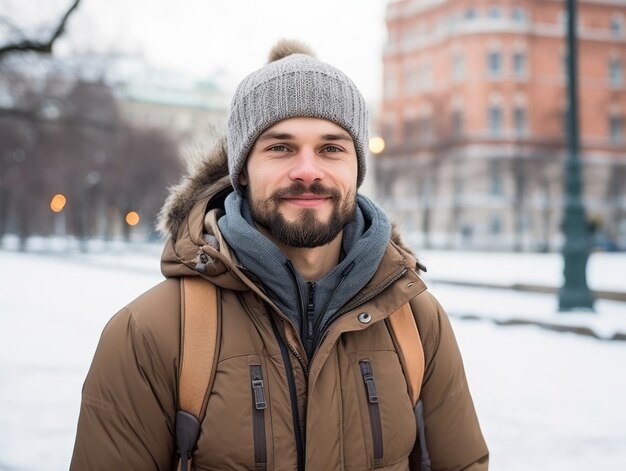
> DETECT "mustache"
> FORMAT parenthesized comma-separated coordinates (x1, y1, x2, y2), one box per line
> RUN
(271, 181, 341, 201)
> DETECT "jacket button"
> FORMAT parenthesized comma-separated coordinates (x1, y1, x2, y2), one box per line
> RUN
(357, 312, 372, 324)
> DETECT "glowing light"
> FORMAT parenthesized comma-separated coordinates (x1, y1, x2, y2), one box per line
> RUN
(126, 211, 140, 226)
(50, 194, 67, 212)
(369, 136, 385, 154)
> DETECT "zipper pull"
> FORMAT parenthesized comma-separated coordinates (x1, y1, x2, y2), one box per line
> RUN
(250, 366, 267, 410)
(360, 360, 379, 404)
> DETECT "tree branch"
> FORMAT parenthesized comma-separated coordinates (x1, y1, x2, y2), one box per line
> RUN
(0, 0, 81, 58)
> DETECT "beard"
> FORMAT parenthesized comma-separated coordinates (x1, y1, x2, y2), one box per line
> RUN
(247, 181, 357, 248)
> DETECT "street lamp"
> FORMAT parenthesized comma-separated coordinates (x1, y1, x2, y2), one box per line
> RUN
(559, 0, 594, 311)
(50, 194, 67, 236)
(369, 136, 386, 155)
(50, 194, 66, 213)
(367, 136, 386, 201)
(126, 211, 140, 226)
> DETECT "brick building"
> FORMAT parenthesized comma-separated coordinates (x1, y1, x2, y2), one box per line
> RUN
(376, 0, 626, 250)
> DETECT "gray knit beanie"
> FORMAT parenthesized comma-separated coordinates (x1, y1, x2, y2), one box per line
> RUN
(227, 39, 369, 194)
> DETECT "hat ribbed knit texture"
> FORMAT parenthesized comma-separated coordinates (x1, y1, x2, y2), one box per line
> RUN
(227, 53, 369, 194)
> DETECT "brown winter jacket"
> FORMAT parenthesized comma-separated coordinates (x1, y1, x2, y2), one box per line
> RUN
(70, 138, 488, 471)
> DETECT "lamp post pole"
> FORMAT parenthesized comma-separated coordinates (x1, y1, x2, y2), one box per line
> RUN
(559, 0, 594, 311)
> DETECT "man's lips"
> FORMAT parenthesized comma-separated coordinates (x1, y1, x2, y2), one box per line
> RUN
(281, 194, 331, 207)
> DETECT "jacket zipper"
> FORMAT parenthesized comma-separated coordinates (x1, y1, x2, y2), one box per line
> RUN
(269, 315, 305, 471)
(250, 365, 267, 471)
(305, 282, 315, 358)
(312, 268, 409, 350)
(360, 360, 384, 466)
(284, 333, 309, 377)
(285, 260, 307, 342)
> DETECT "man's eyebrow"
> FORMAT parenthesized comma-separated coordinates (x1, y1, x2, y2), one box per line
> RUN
(321, 133, 353, 142)
(257, 132, 294, 142)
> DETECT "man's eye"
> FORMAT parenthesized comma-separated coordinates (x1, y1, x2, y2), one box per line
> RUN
(269, 144, 288, 152)
(324, 145, 342, 153)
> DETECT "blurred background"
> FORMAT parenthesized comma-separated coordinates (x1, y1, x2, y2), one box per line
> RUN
(0, 0, 625, 251)
(1, 0, 625, 470)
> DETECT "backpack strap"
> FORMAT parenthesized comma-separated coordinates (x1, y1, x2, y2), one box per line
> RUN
(176, 277, 220, 471)
(388, 302, 431, 471)
(388, 302, 424, 406)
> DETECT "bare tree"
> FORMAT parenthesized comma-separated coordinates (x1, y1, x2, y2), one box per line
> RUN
(0, 116, 33, 242)
(419, 94, 456, 249)
(523, 142, 562, 252)
(0, 66, 183, 248)
(0, 0, 82, 59)
(60, 79, 119, 248)
(115, 127, 182, 241)
(509, 149, 528, 252)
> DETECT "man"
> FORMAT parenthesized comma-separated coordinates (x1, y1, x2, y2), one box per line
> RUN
(71, 40, 488, 470)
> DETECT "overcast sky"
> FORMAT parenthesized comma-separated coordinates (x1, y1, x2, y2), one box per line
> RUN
(39, 0, 391, 104)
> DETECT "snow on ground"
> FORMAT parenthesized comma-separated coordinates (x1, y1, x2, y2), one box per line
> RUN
(418, 249, 626, 293)
(420, 250, 626, 340)
(1, 245, 625, 470)
(455, 320, 626, 471)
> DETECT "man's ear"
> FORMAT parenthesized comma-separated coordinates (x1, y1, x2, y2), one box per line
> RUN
(239, 168, 248, 186)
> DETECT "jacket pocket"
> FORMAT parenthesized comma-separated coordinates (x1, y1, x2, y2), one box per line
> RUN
(250, 364, 267, 471)
(359, 359, 383, 467)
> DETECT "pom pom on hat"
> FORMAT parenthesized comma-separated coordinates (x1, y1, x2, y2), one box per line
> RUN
(268, 39, 316, 63)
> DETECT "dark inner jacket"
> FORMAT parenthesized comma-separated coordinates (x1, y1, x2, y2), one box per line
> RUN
(70, 135, 489, 471)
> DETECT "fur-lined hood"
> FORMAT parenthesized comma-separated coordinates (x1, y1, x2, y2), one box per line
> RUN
(156, 136, 230, 240)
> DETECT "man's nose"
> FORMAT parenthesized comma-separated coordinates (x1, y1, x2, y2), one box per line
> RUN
(288, 149, 324, 184)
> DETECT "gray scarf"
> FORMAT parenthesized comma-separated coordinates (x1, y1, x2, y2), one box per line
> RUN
(218, 191, 391, 357)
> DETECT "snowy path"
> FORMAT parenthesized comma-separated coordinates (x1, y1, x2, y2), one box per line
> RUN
(1, 249, 625, 470)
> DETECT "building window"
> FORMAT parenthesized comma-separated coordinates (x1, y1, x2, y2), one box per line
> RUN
(405, 64, 417, 94)
(488, 50, 503, 77)
(465, 8, 477, 20)
(488, 5, 502, 19)
(609, 115, 624, 144)
(446, 12, 458, 32)
(452, 52, 465, 81)
(512, 7, 527, 23)
(489, 160, 503, 195)
(419, 61, 433, 90)
(488, 105, 503, 136)
(419, 116, 432, 143)
(609, 57, 623, 87)
(611, 14, 624, 37)
(513, 51, 527, 78)
(452, 110, 464, 137)
(404, 119, 418, 146)
(454, 162, 464, 195)
(489, 214, 502, 234)
(513, 107, 527, 136)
